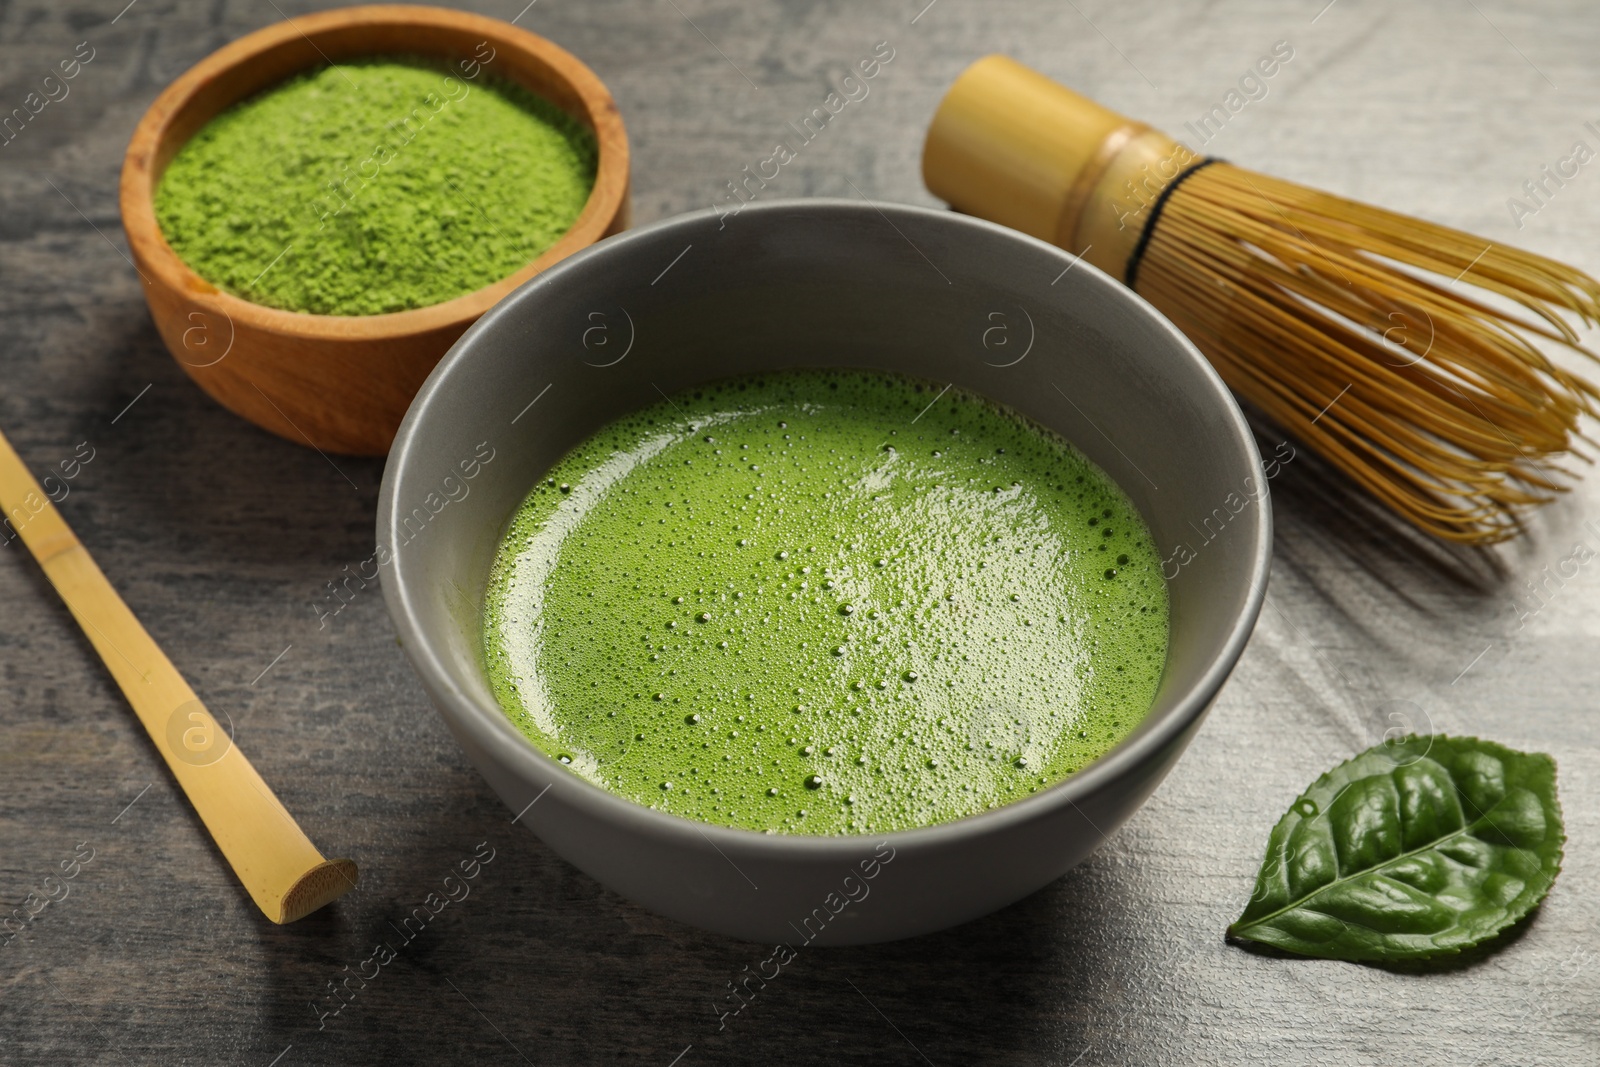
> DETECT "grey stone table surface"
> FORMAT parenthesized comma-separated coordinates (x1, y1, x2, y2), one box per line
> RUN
(3, 0, 1598, 1063)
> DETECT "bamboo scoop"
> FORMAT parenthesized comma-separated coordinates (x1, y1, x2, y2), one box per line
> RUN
(0, 427, 356, 923)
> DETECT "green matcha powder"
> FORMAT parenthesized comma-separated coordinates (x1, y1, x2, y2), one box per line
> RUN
(155, 58, 597, 316)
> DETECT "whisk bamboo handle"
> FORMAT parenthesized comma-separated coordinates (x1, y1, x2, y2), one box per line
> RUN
(923, 55, 1194, 278)
(0, 427, 356, 923)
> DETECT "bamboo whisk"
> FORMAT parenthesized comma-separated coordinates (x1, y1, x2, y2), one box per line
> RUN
(923, 56, 1600, 543)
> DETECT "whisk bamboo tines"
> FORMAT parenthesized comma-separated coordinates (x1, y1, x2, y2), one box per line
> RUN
(923, 56, 1600, 543)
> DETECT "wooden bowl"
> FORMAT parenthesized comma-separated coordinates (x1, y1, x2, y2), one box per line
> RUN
(119, 4, 629, 455)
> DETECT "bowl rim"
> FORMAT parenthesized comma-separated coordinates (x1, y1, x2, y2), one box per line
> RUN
(118, 2, 629, 338)
(380, 197, 1272, 858)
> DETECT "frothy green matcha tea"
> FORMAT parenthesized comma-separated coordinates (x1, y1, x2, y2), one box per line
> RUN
(484, 370, 1169, 834)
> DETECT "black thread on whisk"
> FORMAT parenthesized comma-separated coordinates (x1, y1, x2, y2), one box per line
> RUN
(1123, 157, 1222, 291)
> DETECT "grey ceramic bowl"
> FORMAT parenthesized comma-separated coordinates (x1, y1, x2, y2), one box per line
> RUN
(378, 198, 1270, 945)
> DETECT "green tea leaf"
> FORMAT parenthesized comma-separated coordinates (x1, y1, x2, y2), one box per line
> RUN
(1228, 736, 1563, 962)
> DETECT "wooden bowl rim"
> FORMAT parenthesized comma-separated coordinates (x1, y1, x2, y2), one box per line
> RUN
(119, 3, 628, 341)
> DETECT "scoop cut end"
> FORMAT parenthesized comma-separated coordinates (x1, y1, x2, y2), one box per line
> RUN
(275, 857, 360, 923)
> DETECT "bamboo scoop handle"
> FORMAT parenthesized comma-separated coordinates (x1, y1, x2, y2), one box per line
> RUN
(0, 427, 356, 923)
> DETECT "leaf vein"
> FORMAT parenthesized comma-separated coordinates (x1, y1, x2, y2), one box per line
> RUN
(1234, 797, 1512, 936)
